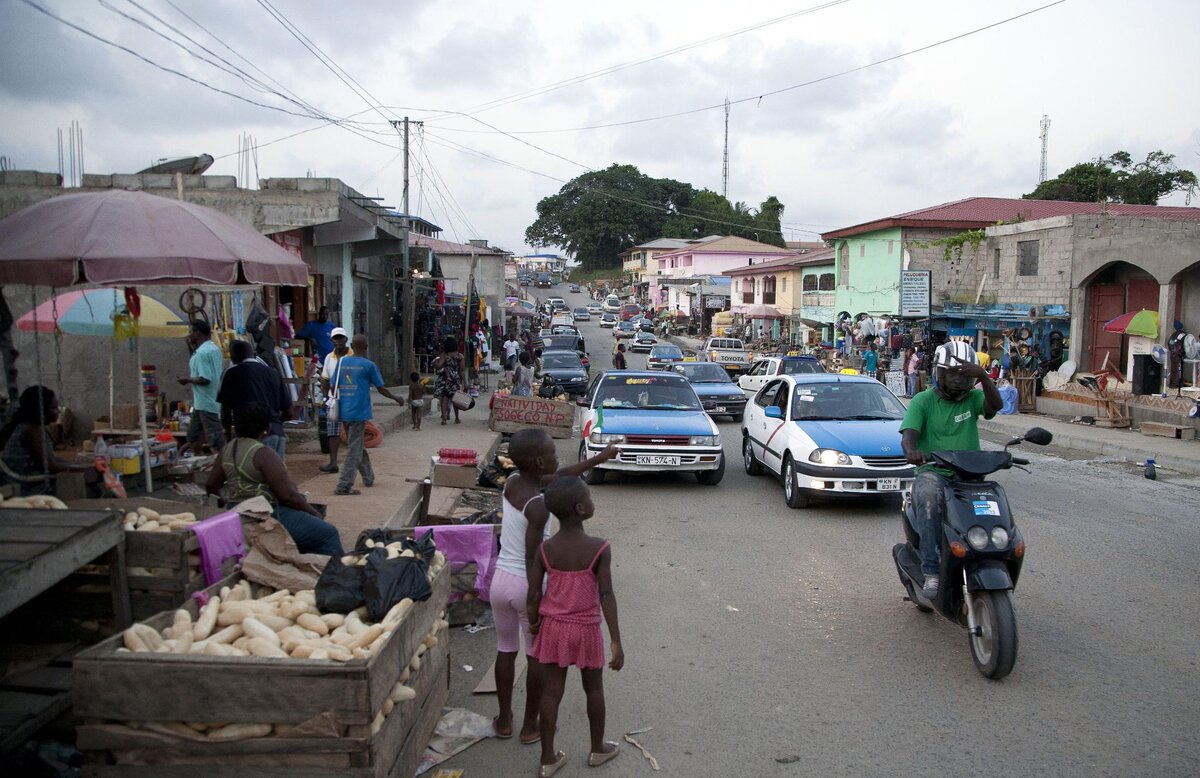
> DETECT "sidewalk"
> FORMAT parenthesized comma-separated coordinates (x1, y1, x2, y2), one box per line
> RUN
(666, 333, 1199, 475)
(285, 384, 500, 549)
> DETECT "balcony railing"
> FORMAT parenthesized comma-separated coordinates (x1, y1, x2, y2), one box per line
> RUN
(762, 292, 776, 305)
(741, 292, 754, 304)
(801, 292, 836, 307)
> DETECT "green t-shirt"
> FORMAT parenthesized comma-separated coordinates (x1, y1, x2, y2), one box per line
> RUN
(900, 388, 994, 475)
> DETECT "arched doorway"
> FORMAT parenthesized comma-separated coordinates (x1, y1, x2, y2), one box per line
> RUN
(1084, 261, 1178, 373)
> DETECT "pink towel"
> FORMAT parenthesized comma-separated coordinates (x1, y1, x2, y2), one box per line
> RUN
(430, 524, 499, 602)
(190, 511, 246, 585)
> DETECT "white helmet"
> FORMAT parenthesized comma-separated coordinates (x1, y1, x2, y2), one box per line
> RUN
(934, 340, 977, 369)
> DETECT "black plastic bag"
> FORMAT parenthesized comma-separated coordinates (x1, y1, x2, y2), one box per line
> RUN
(353, 528, 392, 554)
(406, 528, 436, 565)
(315, 555, 365, 614)
(362, 549, 432, 622)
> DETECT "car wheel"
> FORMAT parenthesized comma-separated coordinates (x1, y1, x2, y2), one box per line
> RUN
(695, 455, 725, 485)
(579, 442, 605, 485)
(782, 455, 810, 509)
(743, 436, 763, 476)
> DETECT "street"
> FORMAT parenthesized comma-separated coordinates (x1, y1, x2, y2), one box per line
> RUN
(444, 286, 1200, 777)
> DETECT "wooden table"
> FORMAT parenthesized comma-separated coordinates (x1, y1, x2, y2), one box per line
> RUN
(0, 507, 131, 752)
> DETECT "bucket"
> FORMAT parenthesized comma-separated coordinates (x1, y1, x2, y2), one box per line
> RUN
(451, 391, 474, 411)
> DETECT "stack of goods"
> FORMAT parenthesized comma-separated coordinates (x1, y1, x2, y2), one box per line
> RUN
(436, 447, 477, 466)
(0, 494, 68, 509)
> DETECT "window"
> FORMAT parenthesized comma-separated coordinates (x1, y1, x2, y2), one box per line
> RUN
(888, 240, 895, 254)
(859, 244, 865, 257)
(803, 275, 818, 291)
(994, 248, 1001, 279)
(819, 272, 835, 291)
(1018, 240, 1039, 276)
(756, 379, 782, 408)
(838, 244, 850, 287)
(763, 276, 777, 305)
(781, 277, 787, 293)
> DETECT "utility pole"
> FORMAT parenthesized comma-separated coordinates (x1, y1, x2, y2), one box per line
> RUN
(1038, 114, 1050, 184)
(390, 117, 421, 379)
(722, 97, 730, 199)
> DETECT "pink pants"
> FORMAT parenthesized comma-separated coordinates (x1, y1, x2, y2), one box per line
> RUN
(490, 568, 533, 654)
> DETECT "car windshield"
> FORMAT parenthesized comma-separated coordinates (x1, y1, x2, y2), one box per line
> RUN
(543, 336, 579, 350)
(617, 322, 633, 329)
(781, 359, 823, 375)
(542, 352, 582, 370)
(650, 346, 683, 359)
(678, 363, 732, 383)
(574, 308, 588, 314)
(790, 382, 907, 421)
(596, 374, 701, 411)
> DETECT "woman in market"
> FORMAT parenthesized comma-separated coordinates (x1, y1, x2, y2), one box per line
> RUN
(0, 385, 99, 495)
(205, 402, 343, 556)
(512, 352, 535, 396)
(433, 336, 468, 425)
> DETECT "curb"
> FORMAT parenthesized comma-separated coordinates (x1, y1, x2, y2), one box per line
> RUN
(978, 418, 1199, 476)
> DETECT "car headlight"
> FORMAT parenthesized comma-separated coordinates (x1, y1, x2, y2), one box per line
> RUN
(966, 526, 989, 550)
(990, 526, 1010, 549)
(689, 435, 719, 446)
(589, 432, 626, 444)
(808, 449, 851, 466)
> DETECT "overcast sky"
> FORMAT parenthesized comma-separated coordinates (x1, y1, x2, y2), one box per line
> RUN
(2, 0, 1198, 255)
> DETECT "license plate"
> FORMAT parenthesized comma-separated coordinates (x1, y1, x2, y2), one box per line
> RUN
(714, 406, 727, 413)
(877, 478, 901, 491)
(636, 455, 680, 466)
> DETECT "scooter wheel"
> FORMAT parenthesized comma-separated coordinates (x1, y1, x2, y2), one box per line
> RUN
(969, 590, 1018, 680)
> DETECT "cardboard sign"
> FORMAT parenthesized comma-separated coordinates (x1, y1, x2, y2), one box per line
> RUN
(488, 395, 576, 439)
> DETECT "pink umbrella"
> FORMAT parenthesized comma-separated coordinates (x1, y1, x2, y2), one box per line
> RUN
(0, 189, 308, 287)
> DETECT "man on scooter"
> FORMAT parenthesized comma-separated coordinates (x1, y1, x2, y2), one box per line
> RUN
(900, 341, 1002, 598)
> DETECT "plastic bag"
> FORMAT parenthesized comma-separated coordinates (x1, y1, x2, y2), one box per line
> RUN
(362, 549, 432, 622)
(314, 555, 365, 614)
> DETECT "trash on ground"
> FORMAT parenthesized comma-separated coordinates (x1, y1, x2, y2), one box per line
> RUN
(624, 726, 661, 771)
(416, 708, 494, 775)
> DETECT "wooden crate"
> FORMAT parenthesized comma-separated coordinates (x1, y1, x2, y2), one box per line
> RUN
(73, 563, 449, 728)
(64, 499, 245, 619)
(1138, 421, 1196, 440)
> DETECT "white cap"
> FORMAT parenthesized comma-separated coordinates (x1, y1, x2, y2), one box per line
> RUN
(330, 327, 348, 338)
(934, 341, 976, 368)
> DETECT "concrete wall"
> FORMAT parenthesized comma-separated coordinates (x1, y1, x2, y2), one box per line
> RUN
(982, 218, 1074, 308)
(833, 226, 902, 315)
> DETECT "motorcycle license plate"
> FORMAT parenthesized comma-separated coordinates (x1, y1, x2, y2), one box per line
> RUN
(714, 406, 727, 413)
(636, 455, 680, 466)
(877, 478, 901, 491)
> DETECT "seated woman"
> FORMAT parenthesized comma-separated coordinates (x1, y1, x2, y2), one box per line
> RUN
(206, 402, 343, 556)
(0, 385, 98, 495)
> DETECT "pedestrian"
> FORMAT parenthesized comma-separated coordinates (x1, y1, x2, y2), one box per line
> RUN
(490, 431, 617, 747)
(612, 343, 627, 370)
(527, 475, 624, 776)
(863, 339, 879, 380)
(318, 328, 351, 474)
(433, 336, 468, 425)
(295, 306, 336, 363)
(905, 347, 921, 397)
(503, 332, 521, 379)
(408, 372, 425, 430)
(178, 319, 225, 454)
(333, 334, 405, 496)
(513, 352, 534, 396)
(217, 340, 292, 460)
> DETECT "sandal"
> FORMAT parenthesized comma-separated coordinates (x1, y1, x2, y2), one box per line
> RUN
(492, 716, 513, 739)
(588, 742, 619, 767)
(539, 751, 568, 777)
(334, 488, 360, 496)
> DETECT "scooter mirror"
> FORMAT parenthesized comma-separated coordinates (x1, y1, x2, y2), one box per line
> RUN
(1024, 427, 1053, 446)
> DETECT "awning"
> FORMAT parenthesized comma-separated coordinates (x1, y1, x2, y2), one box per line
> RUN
(732, 303, 784, 319)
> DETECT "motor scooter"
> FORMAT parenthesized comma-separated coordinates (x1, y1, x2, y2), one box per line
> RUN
(892, 427, 1052, 679)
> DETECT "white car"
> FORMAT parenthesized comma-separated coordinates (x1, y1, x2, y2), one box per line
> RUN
(741, 374, 915, 508)
(602, 294, 622, 313)
(599, 313, 617, 328)
(586, 303, 603, 315)
(738, 356, 825, 395)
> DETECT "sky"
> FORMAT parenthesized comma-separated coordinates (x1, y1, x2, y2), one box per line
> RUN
(2, 0, 1198, 256)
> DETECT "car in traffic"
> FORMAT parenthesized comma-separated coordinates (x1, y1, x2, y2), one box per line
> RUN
(539, 350, 590, 396)
(540, 333, 589, 370)
(519, 275, 531, 286)
(673, 362, 747, 421)
(598, 312, 617, 328)
(573, 307, 591, 321)
(630, 331, 658, 353)
(570, 283, 581, 293)
(613, 321, 636, 339)
(547, 297, 567, 311)
(620, 303, 641, 321)
(637, 318, 656, 332)
(700, 337, 752, 375)
(586, 302, 603, 315)
(646, 344, 684, 370)
(741, 374, 915, 509)
(577, 370, 724, 485)
(738, 355, 826, 395)
(536, 273, 553, 288)
(602, 294, 622, 313)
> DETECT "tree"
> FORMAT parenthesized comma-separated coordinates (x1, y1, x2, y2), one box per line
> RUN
(660, 191, 787, 247)
(1024, 150, 1197, 205)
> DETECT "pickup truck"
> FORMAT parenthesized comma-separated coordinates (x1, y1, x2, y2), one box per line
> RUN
(550, 312, 574, 329)
(700, 337, 752, 375)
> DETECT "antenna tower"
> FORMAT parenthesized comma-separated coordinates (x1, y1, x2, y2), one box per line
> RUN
(722, 97, 730, 199)
(1038, 114, 1050, 183)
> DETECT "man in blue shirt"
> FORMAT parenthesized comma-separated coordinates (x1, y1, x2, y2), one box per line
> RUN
(179, 319, 225, 454)
(334, 334, 405, 495)
(296, 306, 336, 362)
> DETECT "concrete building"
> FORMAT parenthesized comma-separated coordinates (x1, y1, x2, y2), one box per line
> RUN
(651, 235, 796, 313)
(621, 237, 694, 297)
(722, 247, 835, 341)
(413, 236, 511, 329)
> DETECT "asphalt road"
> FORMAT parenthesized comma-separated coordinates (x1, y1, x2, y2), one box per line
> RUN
(440, 287, 1200, 777)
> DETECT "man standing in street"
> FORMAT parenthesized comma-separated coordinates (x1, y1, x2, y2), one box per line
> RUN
(503, 332, 520, 380)
(318, 327, 350, 474)
(296, 306, 336, 363)
(218, 340, 293, 460)
(334, 334, 405, 496)
(179, 319, 225, 454)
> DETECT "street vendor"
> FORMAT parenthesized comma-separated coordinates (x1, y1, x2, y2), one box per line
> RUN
(296, 306, 336, 362)
(206, 402, 343, 556)
(0, 385, 99, 495)
(179, 319, 225, 454)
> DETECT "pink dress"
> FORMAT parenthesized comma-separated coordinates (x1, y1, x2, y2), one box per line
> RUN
(532, 542, 609, 670)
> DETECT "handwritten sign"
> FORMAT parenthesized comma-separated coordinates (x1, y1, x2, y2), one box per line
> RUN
(489, 395, 576, 439)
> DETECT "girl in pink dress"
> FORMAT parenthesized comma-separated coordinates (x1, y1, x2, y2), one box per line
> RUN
(528, 476, 624, 777)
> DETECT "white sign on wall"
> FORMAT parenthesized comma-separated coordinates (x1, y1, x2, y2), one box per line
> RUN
(899, 270, 931, 318)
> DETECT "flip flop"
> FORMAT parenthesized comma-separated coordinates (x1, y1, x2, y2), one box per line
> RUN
(539, 751, 568, 777)
(334, 488, 361, 496)
(492, 717, 513, 739)
(519, 732, 541, 745)
(588, 742, 620, 767)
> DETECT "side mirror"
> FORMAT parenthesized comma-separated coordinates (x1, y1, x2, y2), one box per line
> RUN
(764, 406, 783, 419)
(1024, 427, 1053, 446)
(576, 397, 588, 407)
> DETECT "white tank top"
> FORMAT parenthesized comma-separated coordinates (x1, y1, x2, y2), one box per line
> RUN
(496, 490, 553, 577)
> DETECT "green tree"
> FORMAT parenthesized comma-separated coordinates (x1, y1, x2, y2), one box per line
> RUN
(1024, 150, 1197, 205)
(660, 191, 787, 246)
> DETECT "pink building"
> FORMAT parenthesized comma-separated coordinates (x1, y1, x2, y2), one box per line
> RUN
(651, 235, 799, 314)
